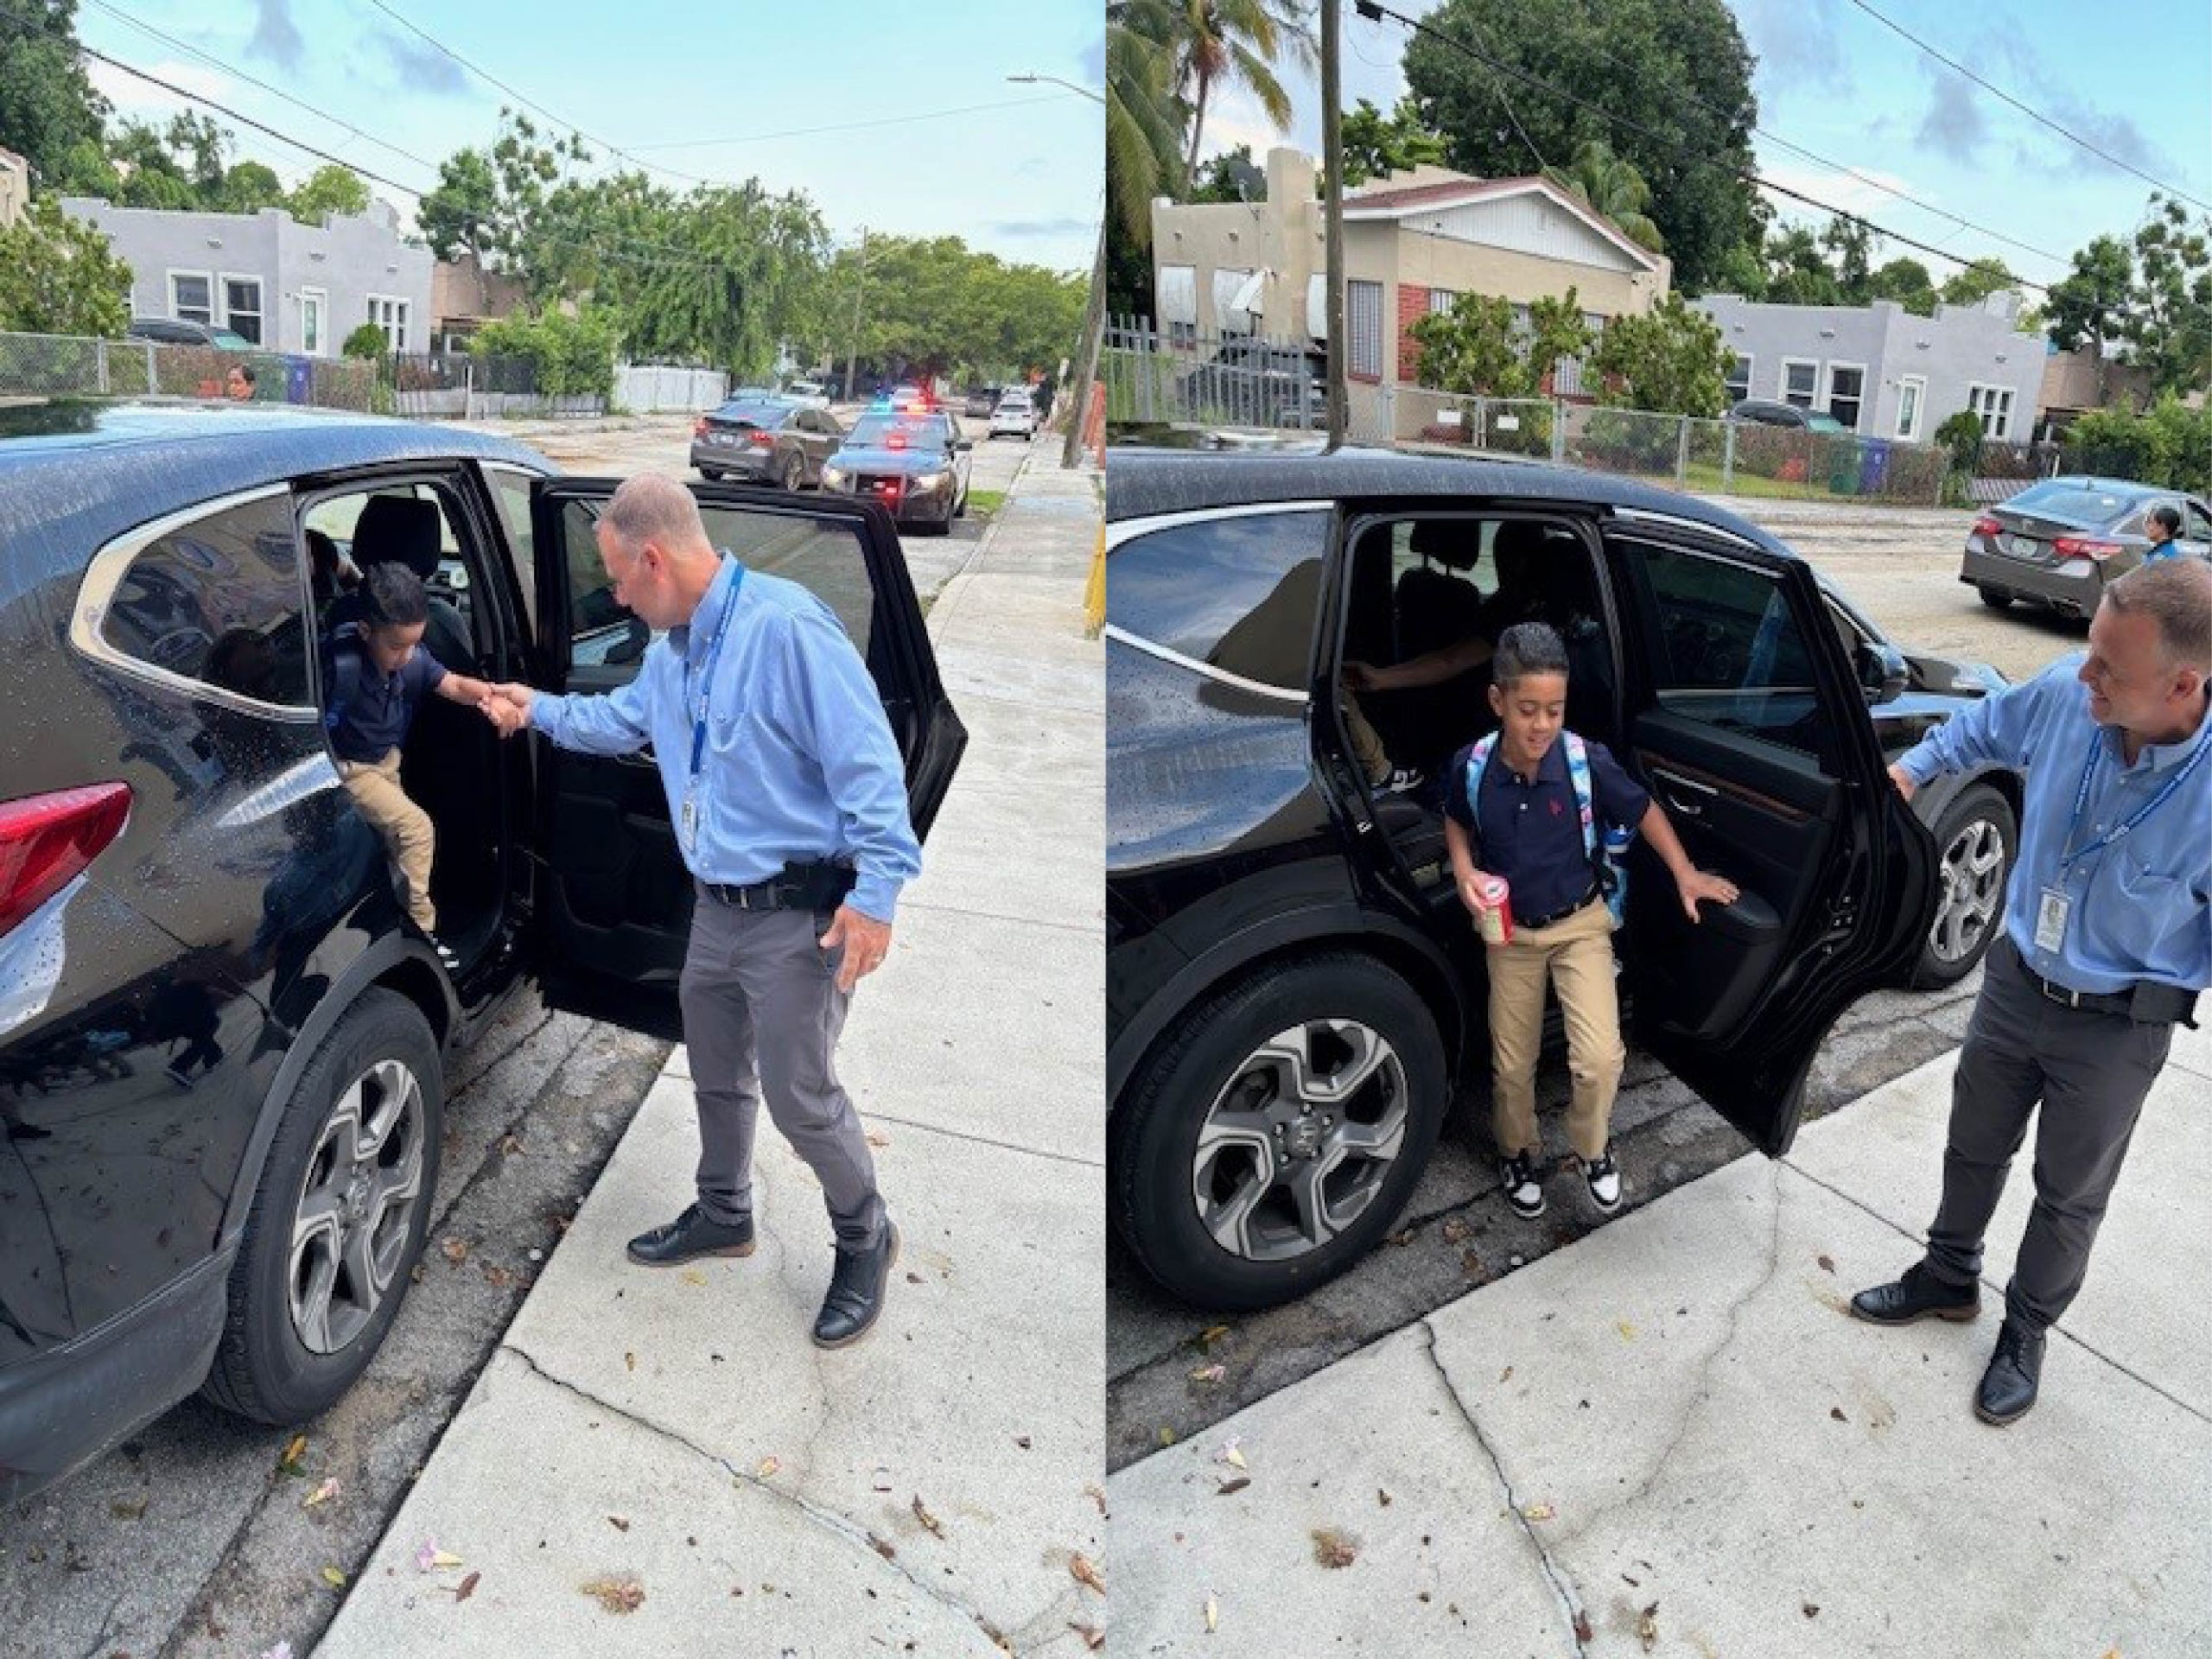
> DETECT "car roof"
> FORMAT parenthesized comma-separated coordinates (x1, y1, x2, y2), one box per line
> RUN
(2032, 475, 2171, 499)
(1103, 443, 1789, 551)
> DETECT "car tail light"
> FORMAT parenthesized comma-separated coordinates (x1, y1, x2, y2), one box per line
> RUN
(0, 783, 132, 938)
(2055, 536, 2123, 562)
(747, 429, 774, 448)
(1972, 516, 2003, 539)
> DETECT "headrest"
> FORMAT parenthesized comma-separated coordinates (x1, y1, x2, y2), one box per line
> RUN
(1407, 519, 1478, 569)
(352, 496, 442, 581)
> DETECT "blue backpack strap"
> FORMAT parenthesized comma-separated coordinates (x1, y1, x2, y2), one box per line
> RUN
(324, 639, 363, 733)
(1562, 731, 1598, 862)
(1464, 734, 1497, 838)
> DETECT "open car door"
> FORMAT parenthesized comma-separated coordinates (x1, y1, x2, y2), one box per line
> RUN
(523, 477, 966, 1039)
(1603, 512, 1937, 1154)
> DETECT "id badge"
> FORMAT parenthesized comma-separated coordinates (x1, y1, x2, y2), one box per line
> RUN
(679, 787, 699, 854)
(2034, 887, 2069, 953)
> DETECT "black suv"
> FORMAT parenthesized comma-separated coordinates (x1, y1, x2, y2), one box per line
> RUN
(0, 400, 965, 1503)
(1106, 447, 2017, 1311)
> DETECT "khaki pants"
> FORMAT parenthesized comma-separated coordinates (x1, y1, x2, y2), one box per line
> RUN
(1486, 897, 1623, 1162)
(1340, 690, 1391, 785)
(340, 747, 435, 931)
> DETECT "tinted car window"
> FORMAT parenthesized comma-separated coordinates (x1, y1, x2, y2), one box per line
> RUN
(2185, 502, 2212, 541)
(1109, 509, 1330, 690)
(849, 414, 951, 448)
(716, 401, 791, 428)
(102, 494, 309, 707)
(2006, 482, 2139, 524)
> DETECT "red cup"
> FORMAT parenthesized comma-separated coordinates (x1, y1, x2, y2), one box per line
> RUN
(1473, 874, 1512, 944)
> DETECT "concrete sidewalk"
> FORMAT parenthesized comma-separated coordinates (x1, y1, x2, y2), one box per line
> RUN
(1114, 1018, 2212, 1656)
(317, 451, 1104, 1656)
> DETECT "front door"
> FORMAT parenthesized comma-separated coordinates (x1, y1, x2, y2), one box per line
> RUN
(523, 478, 967, 1037)
(1603, 514, 1937, 1154)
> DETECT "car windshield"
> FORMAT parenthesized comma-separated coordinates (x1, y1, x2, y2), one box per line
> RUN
(849, 414, 949, 449)
(2005, 481, 2142, 525)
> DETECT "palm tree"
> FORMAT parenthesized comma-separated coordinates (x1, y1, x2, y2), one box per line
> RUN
(1170, 0, 1316, 182)
(1108, 0, 1185, 246)
(1542, 139, 1666, 255)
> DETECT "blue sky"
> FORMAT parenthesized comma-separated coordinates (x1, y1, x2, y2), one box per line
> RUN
(72, 0, 1105, 269)
(1200, 0, 2212, 294)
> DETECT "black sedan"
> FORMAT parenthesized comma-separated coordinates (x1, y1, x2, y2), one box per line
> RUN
(1962, 476, 2212, 619)
(820, 410, 974, 533)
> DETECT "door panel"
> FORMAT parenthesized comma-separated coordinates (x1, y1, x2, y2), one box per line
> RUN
(524, 478, 965, 1038)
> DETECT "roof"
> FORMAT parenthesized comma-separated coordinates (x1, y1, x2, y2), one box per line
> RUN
(1342, 174, 1662, 274)
(1103, 444, 1786, 554)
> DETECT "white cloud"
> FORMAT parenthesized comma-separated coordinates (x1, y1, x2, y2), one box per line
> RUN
(1195, 88, 1294, 167)
(1757, 159, 1918, 221)
(86, 58, 234, 114)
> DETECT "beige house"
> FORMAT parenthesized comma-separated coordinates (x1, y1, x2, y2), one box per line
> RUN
(1150, 147, 1670, 435)
(431, 252, 530, 351)
(0, 145, 29, 230)
(2037, 345, 2157, 435)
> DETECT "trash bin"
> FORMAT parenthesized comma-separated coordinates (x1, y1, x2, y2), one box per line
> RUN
(284, 354, 314, 405)
(1859, 438, 1891, 496)
(1826, 438, 1860, 496)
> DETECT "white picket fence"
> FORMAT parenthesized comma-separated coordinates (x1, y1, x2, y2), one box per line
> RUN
(614, 363, 731, 414)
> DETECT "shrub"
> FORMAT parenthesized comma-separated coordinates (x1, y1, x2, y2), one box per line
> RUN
(1934, 410, 1986, 475)
(471, 305, 620, 401)
(341, 323, 390, 361)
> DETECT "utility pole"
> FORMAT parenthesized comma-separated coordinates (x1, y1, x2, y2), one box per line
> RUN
(1321, 0, 1348, 448)
(843, 226, 870, 405)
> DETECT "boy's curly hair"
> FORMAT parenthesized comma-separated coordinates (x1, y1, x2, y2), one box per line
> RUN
(361, 562, 429, 630)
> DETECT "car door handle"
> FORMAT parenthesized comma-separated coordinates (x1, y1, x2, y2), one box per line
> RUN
(1652, 770, 1718, 817)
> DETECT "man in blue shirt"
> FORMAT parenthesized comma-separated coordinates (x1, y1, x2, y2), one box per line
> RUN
(490, 473, 921, 1349)
(1853, 557, 2212, 1424)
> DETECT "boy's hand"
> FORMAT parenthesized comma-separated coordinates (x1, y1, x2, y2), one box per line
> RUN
(1675, 868, 1739, 923)
(478, 696, 525, 737)
(1456, 867, 1495, 918)
(1886, 763, 1916, 801)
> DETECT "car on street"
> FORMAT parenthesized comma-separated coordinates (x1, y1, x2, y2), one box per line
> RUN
(781, 379, 831, 410)
(0, 398, 968, 1504)
(963, 386, 1001, 418)
(1961, 476, 2212, 619)
(1726, 399, 1851, 434)
(1173, 340, 1329, 429)
(1105, 446, 2022, 1311)
(127, 318, 261, 351)
(990, 391, 1039, 441)
(821, 408, 975, 533)
(886, 384, 929, 412)
(690, 395, 846, 490)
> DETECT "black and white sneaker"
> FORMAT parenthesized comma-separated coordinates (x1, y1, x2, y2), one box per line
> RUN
(1583, 1147, 1623, 1213)
(1497, 1151, 1545, 1218)
(1376, 766, 1426, 797)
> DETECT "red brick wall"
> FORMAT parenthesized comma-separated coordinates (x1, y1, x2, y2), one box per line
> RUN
(1395, 283, 1430, 384)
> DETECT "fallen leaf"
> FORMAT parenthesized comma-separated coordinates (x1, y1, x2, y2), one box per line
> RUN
(1071, 1626, 1104, 1651)
(1617, 1320, 1638, 1340)
(278, 1434, 309, 1476)
(1522, 1503, 1556, 1522)
(1831, 1407, 1848, 1423)
(680, 1268, 708, 1287)
(440, 1236, 468, 1266)
(607, 1516, 631, 1533)
(1190, 1363, 1226, 1384)
(499, 1134, 524, 1156)
(1158, 1427, 1177, 1447)
(1198, 1323, 1232, 1348)
(1387, 1227, 1416, 1247)
(1461, 1249, 1484, 1275)
(1441, 1217, 1473, 1243)
(111, 1497, 148, 1519)
(303, 1478, 340, 1510)
(1802, 1603, 1820, 1618)
(1204, 1594, 1219, 1633)
(625, 1351, 636, 1372)
(1377, 1489, 1392, 1507)
(320, 1566, 347, 1589)
(1218, 1440, 1247, 1471)
(1499, 1365, 1515, 1384)
(1311, 1529, 1357, 1569)
(1217, 1477, 1250, 1497)
(480, 1263, 514, 1288)
(454, 1570, 480, 1603)
(1639, 1600, 1661, 1651)
(866, 1131, 890, 1148)
(413, 1541, 466, 1573)
(581, 1574, 645, 1614)
(1071, 1554, 1106, 1595)
(1573, 1611, 1594, 1643)
(912, 1495, 944, 1539)
(758, 1457, 780, 1480)
(1816, 1254, 1836, 1274)
(1012, 1437, 1031, 1452)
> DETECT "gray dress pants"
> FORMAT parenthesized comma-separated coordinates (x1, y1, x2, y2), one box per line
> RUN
(679, 888, 887, 1252)
(1923, 933, 2176, 1332)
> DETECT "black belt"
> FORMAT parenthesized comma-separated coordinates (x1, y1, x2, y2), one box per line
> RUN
(1518, 884, 1602, 932)
(2012, 946, 2199, 1026)
(700, 861, 856, 912)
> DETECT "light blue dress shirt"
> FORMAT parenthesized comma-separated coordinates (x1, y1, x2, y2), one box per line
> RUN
(1897, 655, 2211, 994)
(529, 555, 921, 922)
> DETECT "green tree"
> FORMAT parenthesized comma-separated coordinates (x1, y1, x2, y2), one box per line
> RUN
(1588, 291, 1732, 414)
(0, 194, 132, 335)
(2126, 194, 2212, 397)
(1940, 258, 2021, 308)
(1341, 95, 1446, 187)
(1106, 0, 1185, 314)
(1542, 138, 1663, 253)
(416, 111, 588, 268)
(288, 163, 371, 226)
(1170, 0, 1313, 181)
(1408, 289, 1592, 396)
(1402, 0, 1760, 291)
(474, 303, 623, 399)
(217, 160, 287, 215)
(1187, 143, 1263, 204)
(1818, 215, 1872, 295)
(2045, 234, 2135, 402)
(1864, 257, 1938, 315)
(1762, 224, 1840, 304)
(0, 0, 109, 188)
(104, 118, 202, 209)
(817, 235, 1084, 383)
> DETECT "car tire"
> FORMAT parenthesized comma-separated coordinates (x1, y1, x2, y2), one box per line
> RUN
(780, 454, 803, 492)
(1976, 585, 2013, 609)
(201, 989, 443, 1425)
(1110, 953, 1447, 1312)
(1910, 784, 2018, 989)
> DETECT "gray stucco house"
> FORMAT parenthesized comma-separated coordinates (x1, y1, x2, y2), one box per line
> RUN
(1693, 292, 2046, 445)
(59, 196, 434, 358)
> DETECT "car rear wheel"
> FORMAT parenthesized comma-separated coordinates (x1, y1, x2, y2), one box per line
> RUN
(1911, 784, 2017, 988)
(779, 454, 803, 492)
(1111, 955, 1446, 1311)
(201, 989, 442, 1424)
(1977, 585, 2013, 609)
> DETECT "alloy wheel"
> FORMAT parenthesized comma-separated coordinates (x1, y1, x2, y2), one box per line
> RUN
(1930, 816, 2006, 965)
(288, 1058, 427, 1355)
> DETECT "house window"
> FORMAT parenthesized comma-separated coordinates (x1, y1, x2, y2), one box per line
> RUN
(1348, 280, 1383, 379)
(1158, 264, 1198, 348)
(1726, 354, 1753, 403)
(170, 272, 213, 326)
(1967, 384, 2014, 441)
(366, 296, 411, 353)
(1427, 287, 1457, 315)
(222, 276, 264, 346)
(1895, 374, 1925, 441)
(1781, 359, 1818, 409)
(1825, 363, 1866, 430)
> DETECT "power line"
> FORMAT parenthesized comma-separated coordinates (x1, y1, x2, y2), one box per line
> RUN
(1840, 0, 2212, 217)
(621, 93, 1073, 151)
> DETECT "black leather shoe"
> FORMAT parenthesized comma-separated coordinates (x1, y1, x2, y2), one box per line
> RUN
(1849, 1262, 1980, 1325)
(626, 1203, 755, 1267)
(813, 1220, 899, 1349)
(1975, 1319, 2045, 1426)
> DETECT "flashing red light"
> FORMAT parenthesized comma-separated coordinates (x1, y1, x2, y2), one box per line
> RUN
(2054, 536, 2122, 562)
(0, 782, 132, 938)
(886, 432, 908, 449)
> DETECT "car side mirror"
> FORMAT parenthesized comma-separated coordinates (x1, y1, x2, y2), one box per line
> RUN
(1854, 640, 1908, 704)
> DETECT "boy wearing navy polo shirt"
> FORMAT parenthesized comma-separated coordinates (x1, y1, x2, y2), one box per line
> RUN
(1444, 623, 1738, 1218)
(327, 563, 518, 961)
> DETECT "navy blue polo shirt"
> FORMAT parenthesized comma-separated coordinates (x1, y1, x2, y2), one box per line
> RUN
(326, 636, 447, 763)
(1445, 733, 1652, 922)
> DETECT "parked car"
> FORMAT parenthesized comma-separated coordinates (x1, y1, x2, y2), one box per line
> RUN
(0, 398, 967, 1504)
(1961, 476, 2212, 619)
(963, 386, 1001, 418)
(781, 379, 832, 410)
(1727, 399, 1850, 434)
(822, 409, 974, 533)
(990, 391, 1039, 441)
(886, 383, 929, 411)
(1104, 446, 2026, 1311)
(690, 396, 845, 490)
(1173, 340, 1328, 429)
(127, 318, 260, 351)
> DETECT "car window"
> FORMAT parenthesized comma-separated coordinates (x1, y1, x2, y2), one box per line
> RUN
(2006, 481, 2139, 524)
(2183, 502, 2212, 542)
(304, 480, 483, 661)
(100, 493, 310, 709)
(1108, 509, 1331, 691)
(484, 466, 540, 636)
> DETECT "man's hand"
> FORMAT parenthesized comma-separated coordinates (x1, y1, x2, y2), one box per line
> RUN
(1342, 660, 1381, 693)
(1886, 763, 1916, 802)
(819, 905, 892, 994)
(476, 694, 526, 736)
(1676, 868, 1740, 923)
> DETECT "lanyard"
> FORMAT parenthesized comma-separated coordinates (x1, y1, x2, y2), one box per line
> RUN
(2058, 721, 2210, 873)
(685, 566, 745, 781)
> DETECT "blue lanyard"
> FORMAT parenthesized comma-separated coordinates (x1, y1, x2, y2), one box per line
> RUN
(685, 566, 745, 781)
(2058, 721, 2209, 873)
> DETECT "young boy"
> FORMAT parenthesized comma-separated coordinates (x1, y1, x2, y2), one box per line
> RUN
(326, 563, 519, 963)
(1444, 622, 1738, 1218)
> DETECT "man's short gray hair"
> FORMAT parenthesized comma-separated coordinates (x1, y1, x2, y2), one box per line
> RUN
(1493, 620, 1570, 688)
(2104, 557, 2212, 672)
(601, 471, 710, 557)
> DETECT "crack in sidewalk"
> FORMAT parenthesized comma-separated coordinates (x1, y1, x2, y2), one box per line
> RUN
(499, 1344, 1023, 1653)
(1421, 1323, 1592, 1657)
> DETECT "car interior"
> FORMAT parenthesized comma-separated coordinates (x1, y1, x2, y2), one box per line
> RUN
(304, 480, 512, 966)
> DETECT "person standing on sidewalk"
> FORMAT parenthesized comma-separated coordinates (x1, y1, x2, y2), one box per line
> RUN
(2142, 503, 2184, 561)
(489, 472, 919, 1349)
(1853, 558, 2212, 1424)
